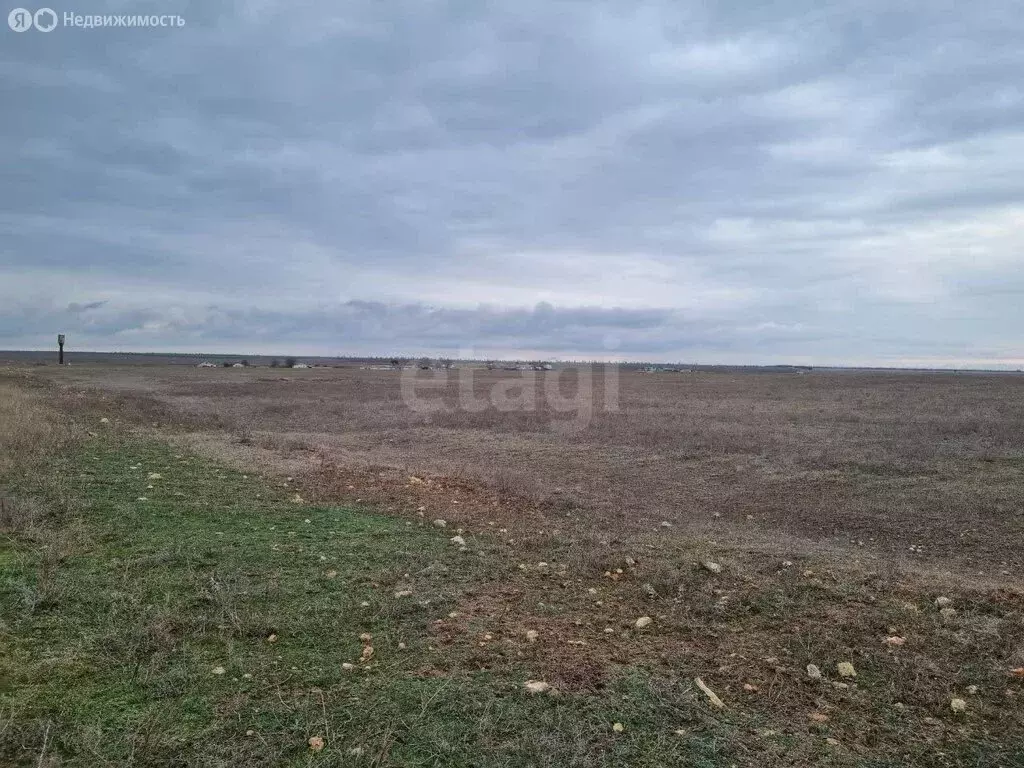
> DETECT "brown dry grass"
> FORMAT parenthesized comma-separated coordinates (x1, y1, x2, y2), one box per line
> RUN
(0, 373, 72, 478)
(0, 371, 88, 622)
(34, 364, 1024, 574)
(0, 371, 80, 534)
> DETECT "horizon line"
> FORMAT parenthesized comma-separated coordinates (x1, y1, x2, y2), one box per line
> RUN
(2, 349, 1023, 374)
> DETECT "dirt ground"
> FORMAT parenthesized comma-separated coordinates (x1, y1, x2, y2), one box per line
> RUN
(30, 363, 1024, 579)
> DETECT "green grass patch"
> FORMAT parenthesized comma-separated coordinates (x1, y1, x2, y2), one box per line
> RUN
(0, 438, 740, 767)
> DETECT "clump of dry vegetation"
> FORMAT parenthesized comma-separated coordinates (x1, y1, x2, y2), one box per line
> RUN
(0, 373, 90, 629)
(0, 374, 73, 478)
(0, 373, 78, 534)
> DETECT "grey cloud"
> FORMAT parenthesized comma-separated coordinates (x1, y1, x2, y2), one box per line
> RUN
(0, 296, 1011, 368)
(67, 300, 107, 312)
(2, 1, 1023, 366)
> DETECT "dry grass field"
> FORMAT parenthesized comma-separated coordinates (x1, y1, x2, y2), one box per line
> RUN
(37, 364, 1024, 571)
(3, 363, 1024, 766)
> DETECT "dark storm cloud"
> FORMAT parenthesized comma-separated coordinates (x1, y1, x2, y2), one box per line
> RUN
(2, 1, 1023, 366)
(67, 300, 107, 312)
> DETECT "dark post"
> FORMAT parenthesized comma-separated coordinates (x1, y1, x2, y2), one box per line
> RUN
(57, 334, 65, 365)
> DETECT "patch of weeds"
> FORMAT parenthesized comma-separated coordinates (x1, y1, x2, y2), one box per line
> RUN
(0, 438, 749, 767)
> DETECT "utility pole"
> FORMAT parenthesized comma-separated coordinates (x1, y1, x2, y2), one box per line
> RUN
(57, 334, 65, 365)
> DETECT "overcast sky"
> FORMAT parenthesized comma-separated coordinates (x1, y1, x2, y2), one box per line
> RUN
(3, 1, 1023, 366)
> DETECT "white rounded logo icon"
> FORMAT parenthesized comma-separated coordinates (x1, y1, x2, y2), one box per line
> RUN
(33, 7, 56, 31)
(8, 7, 33, 30)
